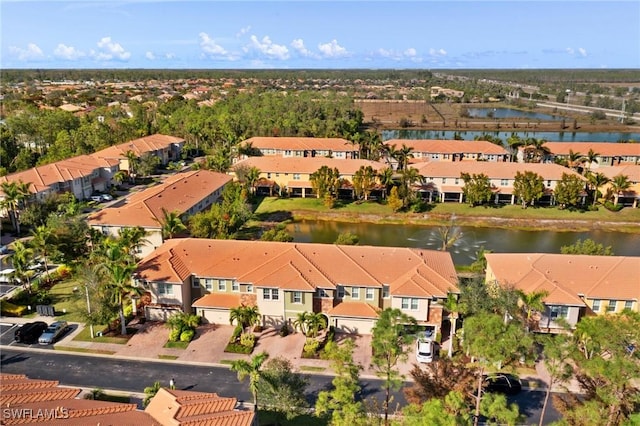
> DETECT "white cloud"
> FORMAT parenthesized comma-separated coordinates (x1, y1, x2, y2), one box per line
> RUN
(566, 47, 575, 55)
(53, 44, 84, 60)
(578, 47, 587, 57)
(199, 32, 228, 56)
(404, 48, 417, 58)
(376, 47, 420, 62)
(291, 38, 318, 58)
(9, 43, 45, 61)
(236, 26, 251, 38)
(429, 48, 447, 57)
(248, 35, 289, 60)
(165, 53, 175, 60)
(318, 40, 348, 58)
(92, 37, 131, 61)
(566, 47, 587, 58)
(145, 51, 155, 60)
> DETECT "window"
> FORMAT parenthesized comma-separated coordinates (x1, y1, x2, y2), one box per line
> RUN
(607, 300, 617, 312)
(365, 288, 374, 300)
(501, 179, 508, 186)
(271, 288, 279, 300)
(624, 300, 633, 310)
(293, 173, 301, 180)
(293, 291, 302, 304)
(401, 298, 418, 310)
(441, 178, 447, 184)
(204, 279, 214, 291)
(454, 178, 459, 185)
(263, 288, 279, 300)
(337, 286, 345, 298)
(158, 283, 174, 296)
(547, 180, 552, 187)
(549, 306, 568, 319)
(232, 281, 239, 292)
(246, 284, 253, 293)
(351, 287, 360, 299)
(592, 300, 601, 312)
(382, 285, 390, 299)
(316, 288, 329, 298)
(192, 278, 200, 288)
(218, 280, 226, 291)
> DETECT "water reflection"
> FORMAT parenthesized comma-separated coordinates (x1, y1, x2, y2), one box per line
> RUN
(382, 129, 640, 143)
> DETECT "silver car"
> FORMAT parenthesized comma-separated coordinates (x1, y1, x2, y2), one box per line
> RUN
(38, 321, 69, 345)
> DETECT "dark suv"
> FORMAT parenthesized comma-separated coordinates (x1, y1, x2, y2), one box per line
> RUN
(14, 321, 48, 344)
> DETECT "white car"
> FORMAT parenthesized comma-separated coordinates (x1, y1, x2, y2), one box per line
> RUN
(101, 194, 113, 201)
(38, 321, 69, 345)
(90, 195, 103, 203)
(416, 338, 435, 363)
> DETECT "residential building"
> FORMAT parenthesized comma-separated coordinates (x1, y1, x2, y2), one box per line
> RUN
(598, 165, 640, 207)
(485, 253, 640, 332)
(520, 142, 640, 168)
(429, 86, 464, 99)
(0, 155, 119, 202)
(92, 133, 185, 174)
(0, 373, 256, 425)
(384, 139, 510, 164)
(231, 157, 386, 198)
(88, 170, 231, 257)
(410, 161, 585, 204)
(240, 136, 359, 160)
(135, 238, 459, 335)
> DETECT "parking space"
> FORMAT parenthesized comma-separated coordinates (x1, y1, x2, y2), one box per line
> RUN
(0, 322, 19, 346)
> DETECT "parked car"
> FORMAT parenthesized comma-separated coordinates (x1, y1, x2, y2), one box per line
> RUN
(15, 321, 48, 344)
(483, 373, 522, 395)
(100, 194, 113, 201)
(90, 195, 103, 203)
(38, 321, 69, 345)
(415, 338, 435, 363)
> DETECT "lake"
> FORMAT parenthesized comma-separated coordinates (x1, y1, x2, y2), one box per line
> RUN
(382, 129, 640, 143)
(285, 220, 640, 266)
(467, 107, 564, 121)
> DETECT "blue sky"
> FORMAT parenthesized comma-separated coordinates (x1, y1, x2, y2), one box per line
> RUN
(2, 1, 639, 69)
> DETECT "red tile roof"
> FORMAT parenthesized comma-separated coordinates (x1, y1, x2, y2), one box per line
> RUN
(385, 139, 509, 155)
(192, 293, 242, 309)
(328, 302, 381, 318)
(242, 136, 357, 152)
(412, 160, 583, 181)
(544, 142, 640, 157)
(92, 134, 185, 160)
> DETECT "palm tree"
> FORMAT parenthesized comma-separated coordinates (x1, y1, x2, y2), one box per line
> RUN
(610, 174, 631, 205)
(30, 225, 53, 282)
(566, 149, 586, 171)
(442, 293, 460, 357)
(395, 143, 415, 171)
(518, 290, 549, 332)
(9, 240, 35, 293)
(377, 167, 395, 197)
(112, 170, 128, 187)
(103, 262, 142, 335)
(523, 138, 550, 163)
(118, 226, 149, 261)
(156, 208, 187, 240)
(585, 148, 599, 171)
(506, 135, 524, 162)
(231, 351, 269, 411)
(293, 312, 310, 335)
(230, 305, 261, 332)
(587, 171, 610, 206)
(143, 381, 162, 407)
(245, 167, 261, 195)
(305, 312, 327, 338)
(124, 150, 140, 183)
(1, 180, 30, 235)
(401, 167, 422, 206)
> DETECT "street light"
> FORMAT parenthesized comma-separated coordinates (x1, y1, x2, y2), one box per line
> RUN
(85, 283, 94, 339)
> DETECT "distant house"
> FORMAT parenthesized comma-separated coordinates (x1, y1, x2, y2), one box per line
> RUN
(485, 253, 640, 332)
(231, 157, 386, 198)
(598, 165, 640, 207)
(430, 86, 464, 99)
(410, 161, 585, 204)
(88, 170, 231, 257)
(240, 136, 359, 160)
(135, 238, 459, 335)
(520, 142, 640, 168)
(384, 139, 510, 165)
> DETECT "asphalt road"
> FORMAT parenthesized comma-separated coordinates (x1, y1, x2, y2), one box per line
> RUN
(0, 347, 561, 424)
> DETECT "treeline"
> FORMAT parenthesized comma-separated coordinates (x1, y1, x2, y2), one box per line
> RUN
(441, 69, 640, 85)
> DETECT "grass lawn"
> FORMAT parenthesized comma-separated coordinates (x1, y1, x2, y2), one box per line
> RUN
(299, 365, 326, 372)
(163, 340, 190, 349)
(158, 354, 179, 360)
(54, 346, 116, 355)
(48, 279, 88, 322)
(73, 324, 131, 344)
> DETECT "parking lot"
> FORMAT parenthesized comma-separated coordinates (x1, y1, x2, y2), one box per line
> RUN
(0, 320, 73, 349)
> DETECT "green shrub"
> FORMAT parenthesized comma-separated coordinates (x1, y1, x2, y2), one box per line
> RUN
(230, 325, 243, 342)
(240, 332, 255, 348)
(169, 328, 181, 342)
(279, 324, 290, 337)
(604, 201, 623, 212)
(179, 329, 195, 342)
(303, 338, 320, 357)
(224, 342, 253, 354)
(0, 300, 27, 317)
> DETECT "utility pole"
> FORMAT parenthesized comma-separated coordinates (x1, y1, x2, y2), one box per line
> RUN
(85, 284, 94, 339)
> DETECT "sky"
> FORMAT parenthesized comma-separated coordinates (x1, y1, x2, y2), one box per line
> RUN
(1, 1, 639, 70)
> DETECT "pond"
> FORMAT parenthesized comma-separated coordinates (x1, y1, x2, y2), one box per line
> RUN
(382, 129, 640, 143)
(285, 220, 640, 266)
(466, 107, 565, 121)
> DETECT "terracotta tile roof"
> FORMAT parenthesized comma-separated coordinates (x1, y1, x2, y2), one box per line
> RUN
(138, 239, 459, 300)
(192, 293, 242, 309)
(412, 161, 583, 181)
(145, 388, 255, 426)
(233, 157, 386, 176)
(18, 411, 158, 426)
(598, 165, 640, 182)
(87, 170, 231, 228)
(544, 142, 640, 157)
(92, 133, 185, 160)
(329, 301, 381, 318)
(385, 139, 509, 155)
(242, 136, 357, 151)
(485, 253, 640, 305)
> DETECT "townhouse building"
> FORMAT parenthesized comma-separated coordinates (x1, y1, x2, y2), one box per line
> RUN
(87, 170, 231, 258)
(231, 157, 386, 198)
(135, 238, 459, 336)
(519, 142, 640, 168)
(410, 161, 585, 204)
(240, 136, 359, 160)
(485, 253, 640, 333)
(598, 164, 640, 207)
(384, 139, 510, 164)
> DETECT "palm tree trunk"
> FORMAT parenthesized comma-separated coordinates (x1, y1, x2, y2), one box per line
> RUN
(448, 317, 456, 357)
(119, 303, 127, 335)
(539, 377, 554, 426)
(474, 368, 484, 426)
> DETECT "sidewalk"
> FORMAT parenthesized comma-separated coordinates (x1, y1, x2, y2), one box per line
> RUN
(1, 314, 578, 392)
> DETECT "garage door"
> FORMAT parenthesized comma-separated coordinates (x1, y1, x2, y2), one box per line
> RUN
(146, 306, 181, 322)
(199, 308, 230, 325)
(334, 317, 375, 335)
